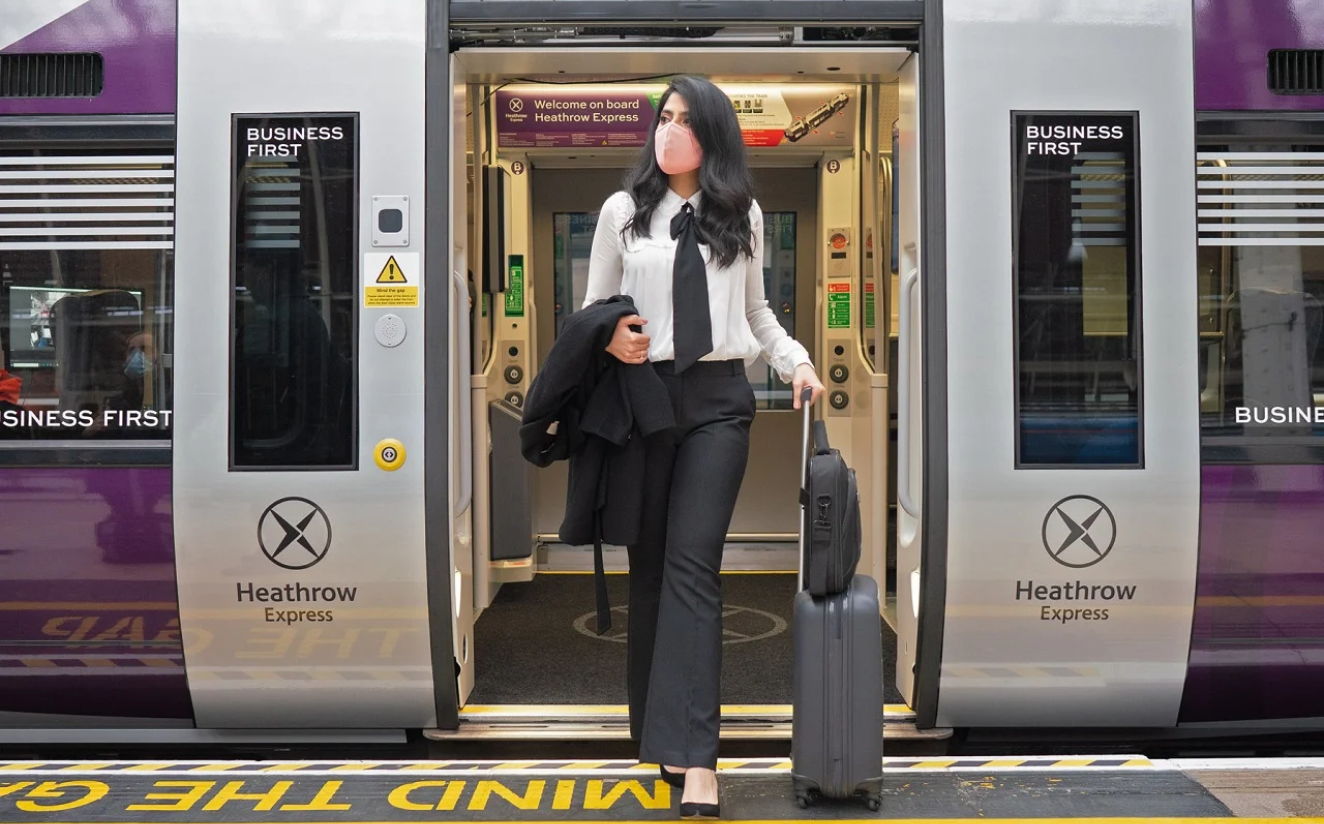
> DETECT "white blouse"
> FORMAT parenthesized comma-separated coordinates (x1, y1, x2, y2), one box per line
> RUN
(582, 187, 813, 381)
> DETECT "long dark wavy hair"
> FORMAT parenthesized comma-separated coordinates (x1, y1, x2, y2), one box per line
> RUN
(621, 75, 754, 269)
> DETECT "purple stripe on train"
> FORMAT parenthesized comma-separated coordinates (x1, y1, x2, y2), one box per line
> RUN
(1196, 0, 1324, 112)
(0, 467, 191, 720)
(0, 0, 175, 116)
(1180, 464, 1324, 723)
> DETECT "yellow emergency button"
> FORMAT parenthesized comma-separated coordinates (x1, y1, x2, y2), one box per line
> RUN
(374, 439, 406, 471)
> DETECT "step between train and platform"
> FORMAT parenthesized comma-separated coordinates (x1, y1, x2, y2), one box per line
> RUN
(427, 704, 949, 741)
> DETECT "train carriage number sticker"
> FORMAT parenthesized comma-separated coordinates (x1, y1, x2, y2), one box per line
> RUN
(364, 252, 419, 308)
(1043, 495, 1115, 569)
(259, 497, 332, 570)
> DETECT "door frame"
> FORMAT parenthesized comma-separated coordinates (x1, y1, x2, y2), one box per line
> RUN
(914, 0, 950, 731)
(424, 1, 461, 729)
(426, 36, 944, 730)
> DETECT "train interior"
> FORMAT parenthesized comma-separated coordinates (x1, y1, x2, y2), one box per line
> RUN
(443, 47, 924, 739)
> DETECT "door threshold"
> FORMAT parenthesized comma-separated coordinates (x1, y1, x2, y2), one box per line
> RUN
(458, 703, 917, 721)
(426, 704, 950, 741)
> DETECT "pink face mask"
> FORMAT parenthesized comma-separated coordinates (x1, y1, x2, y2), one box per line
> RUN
(654, 121, 702, 175)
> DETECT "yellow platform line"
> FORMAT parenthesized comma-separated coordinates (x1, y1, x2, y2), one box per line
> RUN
(188, 763, 244, 772)
(257, 763, 311, 772)
(0, 757, 1161, 773)
(396, 763, 455, 771)
(327, 763, 382, 772)
(119, 763, 173, 772)
(57, 763, 113, 772)
(909, 759, 958, 769)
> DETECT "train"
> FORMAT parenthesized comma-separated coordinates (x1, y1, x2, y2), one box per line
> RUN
(0, 0, 1320, 746)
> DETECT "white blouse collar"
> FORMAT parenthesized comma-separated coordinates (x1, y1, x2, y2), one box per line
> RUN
(662, 186, 702, 211)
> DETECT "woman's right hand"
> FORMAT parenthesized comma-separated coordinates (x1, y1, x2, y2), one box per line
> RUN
(606, 314, 650, 364)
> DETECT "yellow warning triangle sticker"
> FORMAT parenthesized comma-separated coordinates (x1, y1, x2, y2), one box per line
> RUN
(376, 256, 407, 284)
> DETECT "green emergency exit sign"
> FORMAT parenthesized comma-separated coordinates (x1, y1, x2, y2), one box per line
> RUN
(505, 255, 525, 317)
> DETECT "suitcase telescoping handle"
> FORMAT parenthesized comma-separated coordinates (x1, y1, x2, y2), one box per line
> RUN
(797, 386, 813, 591)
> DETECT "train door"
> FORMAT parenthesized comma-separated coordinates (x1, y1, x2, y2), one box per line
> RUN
(933, 0, 1200, 727)
(171, 2, 438, 729)
(436, 46, 922, 739)
(892, 55, 924, 709)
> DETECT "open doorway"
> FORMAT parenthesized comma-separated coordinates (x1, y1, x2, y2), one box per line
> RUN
(439, 47, 923, 737)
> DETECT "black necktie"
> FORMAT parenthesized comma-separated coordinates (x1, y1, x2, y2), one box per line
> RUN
(670, 202, 712, 372)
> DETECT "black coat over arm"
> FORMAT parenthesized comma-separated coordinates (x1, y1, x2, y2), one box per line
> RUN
(519, 295, 675, 632)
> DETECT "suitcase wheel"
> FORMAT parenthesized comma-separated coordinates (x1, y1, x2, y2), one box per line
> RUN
(865, 796, 881, 812)
(795, 791, 816, 809)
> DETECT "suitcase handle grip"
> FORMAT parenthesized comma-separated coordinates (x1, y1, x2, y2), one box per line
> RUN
(800, 387, 814, 491)
(798, 387, 813, 590)
(800, 386, 813, 467)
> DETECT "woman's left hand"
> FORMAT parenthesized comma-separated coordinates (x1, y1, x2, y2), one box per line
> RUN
(792, 363, 825, 410)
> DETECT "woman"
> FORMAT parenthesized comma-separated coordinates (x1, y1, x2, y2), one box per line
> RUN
(582, 75, 825, 819)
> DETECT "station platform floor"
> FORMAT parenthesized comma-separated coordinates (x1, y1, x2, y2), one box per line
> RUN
(3, 756, 1324, 822)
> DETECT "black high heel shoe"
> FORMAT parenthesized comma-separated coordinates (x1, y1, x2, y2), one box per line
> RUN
(679, 801, 720, 820)
(678, 770, 719, 819)
(659, 766, 686, 788)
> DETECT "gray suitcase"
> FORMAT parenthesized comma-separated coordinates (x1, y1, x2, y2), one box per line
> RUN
(790, 388, 884, 811)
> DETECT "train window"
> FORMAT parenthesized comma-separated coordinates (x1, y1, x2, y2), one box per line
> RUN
(0, 147, 174, 445)
(890, 123, 901, 341)
(1196, 144, 1324, 442)
(551, 209, 798, 410)
(551, 212, 594, 337)
(230, 114, 357, 470)
(1012, 112, 1142, 468)
(756, 211, 798, 409)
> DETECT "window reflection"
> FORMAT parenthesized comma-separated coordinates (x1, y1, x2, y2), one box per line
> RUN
(1012, 113, 1142, 467)
(552, 212, 593, 338)
(1198, 145, 1324, 440)
(0, 146, 174, 445)
(230, 115, 357, 469)
(753, 211, 797, 409)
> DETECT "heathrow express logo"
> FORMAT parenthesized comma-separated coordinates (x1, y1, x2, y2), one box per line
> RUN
(258, 497, 332, 570)
(1042, 495, 1116, 569)
(508, 97, 523, 112)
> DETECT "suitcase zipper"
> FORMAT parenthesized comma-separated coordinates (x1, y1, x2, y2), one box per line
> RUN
(815, 496, 833, 592)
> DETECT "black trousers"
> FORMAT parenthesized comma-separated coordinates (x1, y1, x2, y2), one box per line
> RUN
(627, 359, 755, 769)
